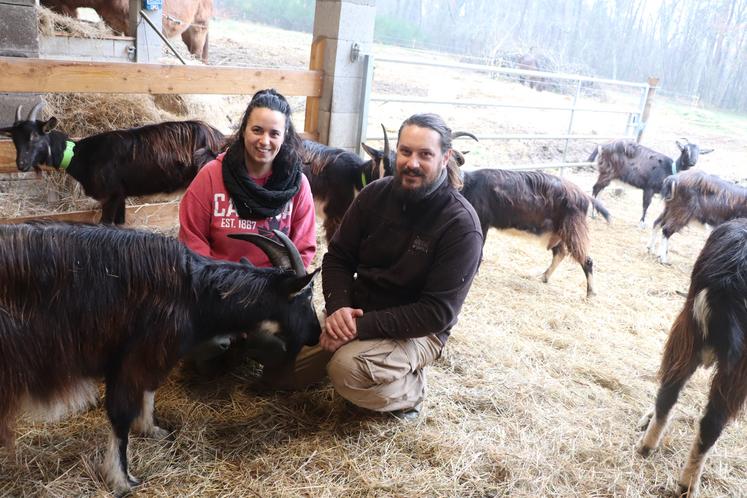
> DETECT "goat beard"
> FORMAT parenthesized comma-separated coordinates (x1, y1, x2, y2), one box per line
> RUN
(392, 166, 447, 204)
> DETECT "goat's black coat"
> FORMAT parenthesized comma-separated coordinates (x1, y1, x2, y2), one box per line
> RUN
(590, 139, 712, 223)
(638, 218, 747, 496)
(1, 114, 225, 224)
(461, 168, 610, 297)
(301, 139, 393, 243)
(0, 222, 319, 492)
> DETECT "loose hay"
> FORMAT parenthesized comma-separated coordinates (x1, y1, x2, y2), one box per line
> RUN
(37, 5, 116, 39)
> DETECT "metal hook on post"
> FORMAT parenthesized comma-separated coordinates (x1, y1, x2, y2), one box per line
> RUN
(350, 42, 361, 63)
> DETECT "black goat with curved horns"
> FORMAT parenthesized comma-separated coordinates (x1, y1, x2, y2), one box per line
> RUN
(0, 223, 320, 495)
(0, 102, 225, 224)
(637, 218, 747, 497)
(588, 139, 713, 226)
(301, 124, 395, 244)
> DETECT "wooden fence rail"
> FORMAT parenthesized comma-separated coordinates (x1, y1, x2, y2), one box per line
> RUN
(0, 55, 324, 226)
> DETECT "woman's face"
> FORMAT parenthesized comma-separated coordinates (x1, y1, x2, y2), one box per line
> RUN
(243, 107, 287, 175)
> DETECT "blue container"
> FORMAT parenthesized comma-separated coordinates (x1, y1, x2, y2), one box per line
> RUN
(143, 0, 163, 10)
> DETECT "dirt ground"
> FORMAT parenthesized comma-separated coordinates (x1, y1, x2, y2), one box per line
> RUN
(2, 19, 747, 498)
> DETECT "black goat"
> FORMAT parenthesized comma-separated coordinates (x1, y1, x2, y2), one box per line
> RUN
(0, 102, 225, 224)
(301, 125, 394, 244)
(461, 168, 610, 297)
(637, 218, 747, 497)
(589, 139, 713, 225)
(648, 169, 747, 264)
(0, 223, 320, 495)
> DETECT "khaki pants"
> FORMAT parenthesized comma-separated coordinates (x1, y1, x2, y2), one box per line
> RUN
(326, 335, 444, 412)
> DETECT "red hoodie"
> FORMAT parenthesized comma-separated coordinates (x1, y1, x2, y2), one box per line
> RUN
(179, 153, 316, 268)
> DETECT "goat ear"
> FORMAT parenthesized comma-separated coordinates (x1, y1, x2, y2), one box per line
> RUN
(42, 117, 58, 133)
(700, 148, 714, 155)
(360, 142, 379, 160)
(281, 268, 319, 299)
(0, 126, 13, 137)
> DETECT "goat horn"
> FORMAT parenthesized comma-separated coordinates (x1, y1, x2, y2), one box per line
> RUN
(27, 101, 44, 122)
(227, 230, 306, 277)
(272, 229, 305, 277)
(14, 105, 22, 123)
(451, 131, 479, 142)
(381, 123, 390, 160)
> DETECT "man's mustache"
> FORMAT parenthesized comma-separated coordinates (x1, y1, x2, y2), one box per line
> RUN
(399, 167, 424, 177)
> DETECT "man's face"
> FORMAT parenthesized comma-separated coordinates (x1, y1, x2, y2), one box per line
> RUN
(394, 125, 451, 201)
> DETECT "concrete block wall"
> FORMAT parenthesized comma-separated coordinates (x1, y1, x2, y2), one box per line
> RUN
(0, 0, 40, 128)
(313, 0, 376, 150)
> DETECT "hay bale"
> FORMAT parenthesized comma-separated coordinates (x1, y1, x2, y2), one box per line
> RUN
(37, 5, 116, 39)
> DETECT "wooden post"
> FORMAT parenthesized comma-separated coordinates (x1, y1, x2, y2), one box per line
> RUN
(128, 0, 140, 37)
(636, 77, 659, 143)
(304, 37, 325, 142)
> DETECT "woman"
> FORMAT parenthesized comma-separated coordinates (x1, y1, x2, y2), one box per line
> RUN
(179, 88, 315, 267)
(179, 89, 318, 375)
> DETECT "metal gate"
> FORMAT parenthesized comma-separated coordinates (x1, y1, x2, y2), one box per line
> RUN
(355, 50, 655, 172)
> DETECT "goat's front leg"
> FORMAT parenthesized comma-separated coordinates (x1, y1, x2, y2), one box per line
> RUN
(99, 194, 126, 225)
(647, 227, 661, 255)
(102, 380, 141, 496)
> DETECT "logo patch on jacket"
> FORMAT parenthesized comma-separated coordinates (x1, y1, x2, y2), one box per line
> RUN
(411, 236, 430, 254)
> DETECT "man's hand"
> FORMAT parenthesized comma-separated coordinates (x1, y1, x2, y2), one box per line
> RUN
(325, 307, 363, 340)
(319, 329, 354, 353)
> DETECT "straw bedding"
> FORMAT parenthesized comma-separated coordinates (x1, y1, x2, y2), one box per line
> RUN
(1, 18, 746, 498)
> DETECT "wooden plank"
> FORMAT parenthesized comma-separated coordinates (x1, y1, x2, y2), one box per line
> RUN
(0, 141, 14, 173)
(0, 57, 323, 96)
(0, 201, 179, 230)
(305, 38, 326, 141)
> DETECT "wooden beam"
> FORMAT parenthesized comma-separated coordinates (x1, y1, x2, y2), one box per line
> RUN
(0, 201, 180, 230)
(305, 37, 326, 142)
(0, 140, 14, 173)
(0, 57, 323, 96)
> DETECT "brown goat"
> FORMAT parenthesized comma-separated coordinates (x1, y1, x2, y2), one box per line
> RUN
(41, 0, 212, 62)
(637, 218, 747, 497)
(461, 168, 610, 297)
(648, 169, 747, 264)
(590, 139, 713, 225)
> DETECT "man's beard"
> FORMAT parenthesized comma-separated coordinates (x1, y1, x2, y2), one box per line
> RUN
(392, 167, 444, 203)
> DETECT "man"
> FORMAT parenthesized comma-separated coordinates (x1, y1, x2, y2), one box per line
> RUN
(321, 113, 483, 419)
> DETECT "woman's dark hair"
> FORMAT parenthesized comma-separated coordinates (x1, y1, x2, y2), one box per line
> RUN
(397, 113, 463, 190)
(224, 89, 302, 173)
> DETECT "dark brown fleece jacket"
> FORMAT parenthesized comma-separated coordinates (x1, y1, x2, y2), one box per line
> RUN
(322, 175, 483, 344)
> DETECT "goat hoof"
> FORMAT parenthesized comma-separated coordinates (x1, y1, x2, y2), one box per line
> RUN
(127, 473, 141, 487)
(636, 440, 653, 457)
(636, 410, 653, 431)
(676, 482, 697, 497)
(149, 426, 171, 440)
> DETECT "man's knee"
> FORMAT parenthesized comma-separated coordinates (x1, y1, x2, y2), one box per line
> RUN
(326, 344, 368, 390)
